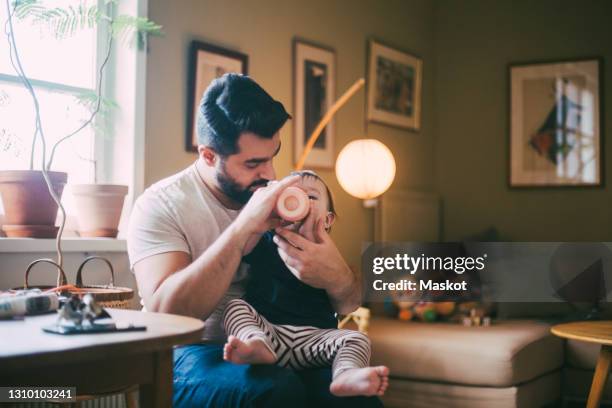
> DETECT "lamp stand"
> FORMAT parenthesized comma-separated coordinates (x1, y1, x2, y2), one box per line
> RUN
(363, 198, 378, 208)
(295, 78, 365, 170)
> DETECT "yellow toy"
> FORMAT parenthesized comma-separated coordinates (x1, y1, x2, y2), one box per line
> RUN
(338, 306, 371, 334)
(434, 301, 456, 316)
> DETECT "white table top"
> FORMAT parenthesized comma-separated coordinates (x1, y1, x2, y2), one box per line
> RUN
(0, 308, 204, 369)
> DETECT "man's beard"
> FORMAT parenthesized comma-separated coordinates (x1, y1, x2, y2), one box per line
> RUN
(216, 160, 269, 205)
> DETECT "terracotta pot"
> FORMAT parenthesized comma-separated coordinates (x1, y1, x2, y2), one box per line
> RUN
(0, 170, 67, 238)
(1, 224, 59, 238)
(72, 184, 128, 238)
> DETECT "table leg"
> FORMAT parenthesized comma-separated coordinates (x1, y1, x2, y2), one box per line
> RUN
(587, 345, 612, 408)
(139, 349, 173, 408)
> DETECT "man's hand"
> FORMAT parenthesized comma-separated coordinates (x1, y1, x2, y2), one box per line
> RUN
(273, 219, 361, 314)
(235, 175, 300, 236)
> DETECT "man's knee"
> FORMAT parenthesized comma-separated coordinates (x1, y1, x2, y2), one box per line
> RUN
(173, 344, 308, 408)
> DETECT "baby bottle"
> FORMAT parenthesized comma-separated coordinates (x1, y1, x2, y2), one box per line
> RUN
(276, 186, 310, 222)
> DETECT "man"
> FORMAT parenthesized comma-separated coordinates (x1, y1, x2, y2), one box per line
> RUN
(128, 73, 381, 407)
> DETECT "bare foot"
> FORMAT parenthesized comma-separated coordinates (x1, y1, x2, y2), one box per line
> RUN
(330, 366, 389, 397)
(223, 335, 276, 365)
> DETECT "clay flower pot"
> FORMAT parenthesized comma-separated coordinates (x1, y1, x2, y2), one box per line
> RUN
(71, 184, 128, 238)
(0, 170, 68, 238)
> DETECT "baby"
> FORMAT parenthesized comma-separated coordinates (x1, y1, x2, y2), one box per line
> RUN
(222, 170, 389, 397)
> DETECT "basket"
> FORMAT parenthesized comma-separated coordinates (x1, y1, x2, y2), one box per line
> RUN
(19, 256, 134, 309)
(75, 256, 134, 309)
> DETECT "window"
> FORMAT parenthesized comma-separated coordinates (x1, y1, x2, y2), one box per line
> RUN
(0, 0, 101, 184)
(0, 0, 148, 236)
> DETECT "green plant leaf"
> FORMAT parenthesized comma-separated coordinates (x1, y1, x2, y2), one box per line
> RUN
(15, 2, 100, 39)
(74, 90, 118, 113)
(13, 0, 45, 20)
(111, 14, 163, 49)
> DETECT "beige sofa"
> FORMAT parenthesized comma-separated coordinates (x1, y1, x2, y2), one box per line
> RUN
(368, 317, 611, 407)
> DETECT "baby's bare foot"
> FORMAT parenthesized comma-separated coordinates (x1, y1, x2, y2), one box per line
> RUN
(223, 335, 276, 365)
(330, 366, 389, 397)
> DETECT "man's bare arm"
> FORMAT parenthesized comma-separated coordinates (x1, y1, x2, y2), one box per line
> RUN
(132, 175, 300, 319)
(134, 222, 250, 319)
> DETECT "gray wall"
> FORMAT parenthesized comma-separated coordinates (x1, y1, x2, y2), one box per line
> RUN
(435, 0, 612, 241)
(145, 0, 436, 266)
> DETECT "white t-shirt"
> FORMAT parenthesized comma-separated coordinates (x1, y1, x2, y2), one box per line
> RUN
(127, 163, 249, 343)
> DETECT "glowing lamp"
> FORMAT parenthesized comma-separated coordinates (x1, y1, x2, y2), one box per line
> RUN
(335, 139, 396, 207)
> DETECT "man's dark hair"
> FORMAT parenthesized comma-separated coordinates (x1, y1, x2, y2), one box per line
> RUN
(197, 73, 291, 156)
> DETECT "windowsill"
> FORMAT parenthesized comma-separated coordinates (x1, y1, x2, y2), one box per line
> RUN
(0, 237, 127, 253)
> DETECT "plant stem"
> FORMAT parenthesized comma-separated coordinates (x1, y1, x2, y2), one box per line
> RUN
(5, 0, 64, 278)
(4, 0, 46, 171)
(46, 20, 114, 172)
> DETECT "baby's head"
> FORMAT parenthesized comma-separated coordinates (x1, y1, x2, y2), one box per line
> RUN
(289, 170, 336, 232)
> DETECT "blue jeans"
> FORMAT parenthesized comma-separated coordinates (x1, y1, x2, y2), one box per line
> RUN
(173, 344, 384, 408)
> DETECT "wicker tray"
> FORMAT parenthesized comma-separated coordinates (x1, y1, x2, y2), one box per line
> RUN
(15, 256, 134, 309)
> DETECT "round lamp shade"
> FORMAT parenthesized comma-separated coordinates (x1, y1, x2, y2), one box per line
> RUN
(335, 139, 396, 200)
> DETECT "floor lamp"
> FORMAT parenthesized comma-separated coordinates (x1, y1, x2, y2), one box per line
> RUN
(294, 78, 396, 207)
(294, 78, 397, 333)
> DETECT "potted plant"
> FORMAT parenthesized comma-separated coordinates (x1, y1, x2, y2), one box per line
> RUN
(0, 0, 161, 239)
(0, 170, 67, 238)
(71, 156, 129, 238)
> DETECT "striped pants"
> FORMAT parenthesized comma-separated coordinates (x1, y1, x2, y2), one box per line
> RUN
(223, 299, 371, 380)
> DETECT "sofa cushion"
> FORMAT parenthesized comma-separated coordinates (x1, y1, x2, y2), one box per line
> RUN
(381, 371, 561, 408)
(368, 318, 563, 387)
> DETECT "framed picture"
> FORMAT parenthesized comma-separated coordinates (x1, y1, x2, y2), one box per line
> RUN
(293, 39, 336, 169)
(367, 39, 422, 131)
(186, 41, 248, 152)
(509, 57, 603, 187)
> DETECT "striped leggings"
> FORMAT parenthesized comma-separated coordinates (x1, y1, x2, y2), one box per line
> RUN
(223, 299, 371, 380)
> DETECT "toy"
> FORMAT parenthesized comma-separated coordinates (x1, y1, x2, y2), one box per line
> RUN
(457, 301, 480, 315)
(413, 302, 437, 322)
(396, 300, 415, 321)
(434, 301, 456, 316)
(338, 306, 371, 334)
(45, 294, 145, 335)
(383, 296, 398, 317)
(389, 286, 493, 325)
(398, 308, 413, 321)
(56, 294, 108, 327)
(461, 308, 492, 327)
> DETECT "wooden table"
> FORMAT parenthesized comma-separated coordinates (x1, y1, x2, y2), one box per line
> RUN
(551, 321, 612, 408)
(0, 308, 204, 407)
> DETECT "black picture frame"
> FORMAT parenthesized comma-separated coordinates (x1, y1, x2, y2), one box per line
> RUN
(292, 38, 336, 168)
(186, 41, 248, 152)
(366, 38, 423, 131)
(508, 57, 604, 188)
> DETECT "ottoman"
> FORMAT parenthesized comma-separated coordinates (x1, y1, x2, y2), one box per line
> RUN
(368, 318, 563, 407)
